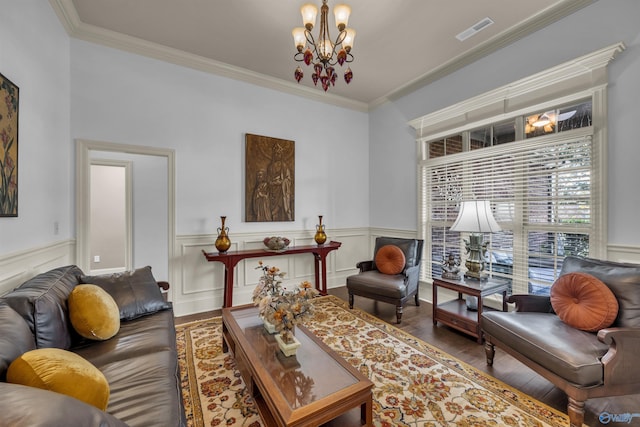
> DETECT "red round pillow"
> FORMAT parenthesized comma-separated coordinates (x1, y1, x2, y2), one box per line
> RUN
(550, 272, 619, 332)
(375, 245, 406, 275)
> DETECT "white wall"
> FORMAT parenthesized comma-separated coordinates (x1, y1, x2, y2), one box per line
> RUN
(0, 0, 72, 255)
(70, 40, 370, 237)
(369, 0, 640, 249)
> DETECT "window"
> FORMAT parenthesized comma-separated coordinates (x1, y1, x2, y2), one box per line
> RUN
(410, 44, 622, 295)
(424, 129, 596, 294)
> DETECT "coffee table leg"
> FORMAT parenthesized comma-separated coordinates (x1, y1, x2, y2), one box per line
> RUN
(222, 322, 229, 353)
(361, 395, 372, 426)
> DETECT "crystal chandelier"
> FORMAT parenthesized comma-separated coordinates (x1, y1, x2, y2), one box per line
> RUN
(292, 1, 356, 92)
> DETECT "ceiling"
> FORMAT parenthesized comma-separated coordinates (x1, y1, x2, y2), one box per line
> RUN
(50, 0, 594, 111)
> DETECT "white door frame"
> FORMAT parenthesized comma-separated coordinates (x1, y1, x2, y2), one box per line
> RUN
(76, 139, 176, 301)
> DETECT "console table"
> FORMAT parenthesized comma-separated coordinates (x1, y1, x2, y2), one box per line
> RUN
(202, 241, 341, 307)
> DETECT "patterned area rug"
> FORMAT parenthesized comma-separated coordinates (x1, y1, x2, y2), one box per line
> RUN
(177, 295, 571, 427)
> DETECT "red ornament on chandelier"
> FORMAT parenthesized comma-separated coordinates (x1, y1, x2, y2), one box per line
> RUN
(292, 1, 355, 92)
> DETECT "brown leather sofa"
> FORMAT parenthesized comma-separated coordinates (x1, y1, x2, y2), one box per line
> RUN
(0, 265, 186, 427)
(482, 256, 640, 427)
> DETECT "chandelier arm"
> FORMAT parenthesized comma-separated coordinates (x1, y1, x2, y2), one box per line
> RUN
(304, 29, 316, 48)
(334, 30, 347, 48)
(304, 30, 325, 64)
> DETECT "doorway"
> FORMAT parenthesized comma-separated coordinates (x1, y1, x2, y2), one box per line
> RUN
(89, 160, 132, 274)
(76, 139, 176, 299)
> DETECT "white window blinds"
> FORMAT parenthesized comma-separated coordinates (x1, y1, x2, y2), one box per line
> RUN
(420, 130, 599, 294)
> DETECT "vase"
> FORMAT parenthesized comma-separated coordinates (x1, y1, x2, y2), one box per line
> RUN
(215, 216, 231, 253)
(275, 332, 301, 357)
(314, 215, 327, 245)
(263, 317, 277, 334)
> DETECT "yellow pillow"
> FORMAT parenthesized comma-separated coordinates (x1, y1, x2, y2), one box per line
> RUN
(69, 284, 120, 340)
(7, 348, 110, 410)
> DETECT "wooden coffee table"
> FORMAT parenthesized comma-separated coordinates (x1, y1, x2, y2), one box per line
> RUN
(221, 304, 373, 426)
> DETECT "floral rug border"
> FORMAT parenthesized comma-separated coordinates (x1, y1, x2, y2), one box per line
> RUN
(176, 295, 570, 427)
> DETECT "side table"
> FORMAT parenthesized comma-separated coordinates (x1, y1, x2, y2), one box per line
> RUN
(432, 276, 509, 343)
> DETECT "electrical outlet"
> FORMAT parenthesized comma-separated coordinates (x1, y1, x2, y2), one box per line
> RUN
(53, 221, 59, 235)
(94, 255, 101, 263)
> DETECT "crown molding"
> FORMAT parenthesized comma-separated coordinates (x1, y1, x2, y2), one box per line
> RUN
(48, 0, 369, 113)
(370, 0, 596, 109)
(50, 0, 595, 113)
(409, 42, 625, 134)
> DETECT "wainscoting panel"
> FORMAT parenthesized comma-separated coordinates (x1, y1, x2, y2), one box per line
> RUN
(333, 233, 369, 273)
(0, 240, 75, 295)
(4, 235, 637, 318)
(173, 229, 369, 316)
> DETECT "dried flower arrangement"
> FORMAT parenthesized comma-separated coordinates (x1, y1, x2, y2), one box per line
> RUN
(252, 261, 319, 343)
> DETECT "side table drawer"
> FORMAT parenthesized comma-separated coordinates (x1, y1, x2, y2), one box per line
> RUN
(435, 307, 478, 335)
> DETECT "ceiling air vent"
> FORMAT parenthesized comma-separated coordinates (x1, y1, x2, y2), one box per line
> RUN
(456, 17, 494, 42)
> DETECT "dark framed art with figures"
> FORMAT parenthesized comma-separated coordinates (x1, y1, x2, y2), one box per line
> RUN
(245, 133, 295, 222)
(0, 72, 18, 217)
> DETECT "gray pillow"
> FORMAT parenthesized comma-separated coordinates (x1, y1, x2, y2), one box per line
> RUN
(81, 266, 171, 320)
(0, 304, 36, 381)
(2, 265, 83, 349)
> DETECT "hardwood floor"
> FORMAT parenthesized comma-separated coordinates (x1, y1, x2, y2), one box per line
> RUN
(176, 286, 638, 426)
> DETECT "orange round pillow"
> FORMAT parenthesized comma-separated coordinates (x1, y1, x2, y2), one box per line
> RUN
(550, 272, 619, 332)
(375, 245, 406, 275)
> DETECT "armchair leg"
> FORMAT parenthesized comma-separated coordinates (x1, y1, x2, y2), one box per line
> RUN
(415, 293, 420, 306)
(567, 397, 585, 427)
(348, 293, 354, 309)
(484, 341, 495, 366)
(395, 305, 403, 324)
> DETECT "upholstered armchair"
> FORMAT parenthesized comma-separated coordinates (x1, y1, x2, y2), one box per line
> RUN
(346, 237, 424, 324)
(482, 256, 640, 427)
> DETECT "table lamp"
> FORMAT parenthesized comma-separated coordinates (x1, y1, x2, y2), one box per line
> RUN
(449, 200, 501, 282)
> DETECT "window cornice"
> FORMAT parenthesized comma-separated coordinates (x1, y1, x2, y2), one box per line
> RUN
(409, 43, 625, 138)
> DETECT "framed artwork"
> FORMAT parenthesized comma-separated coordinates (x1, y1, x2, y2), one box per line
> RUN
(0, 72, 18, 217)
(245, 134, 295, 222)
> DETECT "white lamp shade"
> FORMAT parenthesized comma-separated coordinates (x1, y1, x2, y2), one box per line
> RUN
(300, 3, 318, 29)
(292, 27, 307, 49)
(450, 200, 501, 233)
(333, 4, 351, 28)
(342, 28, 356, 50)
